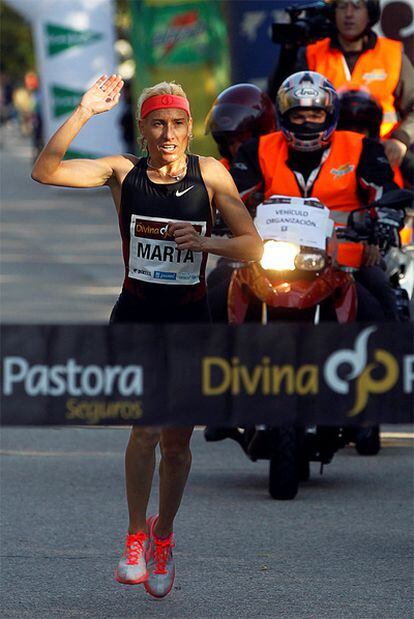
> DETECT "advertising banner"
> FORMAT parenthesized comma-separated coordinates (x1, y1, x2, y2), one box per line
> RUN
(8, 0, 123, 157)
(129, 0, 229, 156)
(1, 324, 413, 426)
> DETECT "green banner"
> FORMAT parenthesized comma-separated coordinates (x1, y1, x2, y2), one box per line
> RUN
(50, 84, 84, 118)
(45, 23, 103, 57)
(140, 2, 223, 67)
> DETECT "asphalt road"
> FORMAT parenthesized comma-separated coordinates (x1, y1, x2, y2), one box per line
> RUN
(0, 124, 125, 323)
(1, 427, 413, 619)
(1, 126, 413, 619)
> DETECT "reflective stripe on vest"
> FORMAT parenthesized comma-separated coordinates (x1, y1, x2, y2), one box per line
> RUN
(306, 37, 402, 137)
(258, 131, 364, 212)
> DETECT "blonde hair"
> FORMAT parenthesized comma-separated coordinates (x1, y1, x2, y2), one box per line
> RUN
(136, 81, 188, 122)
(137, 81, 191, 152)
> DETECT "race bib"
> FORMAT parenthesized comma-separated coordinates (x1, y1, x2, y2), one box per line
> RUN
(254, 195, 332, 249)
(129, 214, 207, 285)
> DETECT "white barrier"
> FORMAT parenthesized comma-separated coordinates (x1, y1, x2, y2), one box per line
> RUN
(6, 0, 123, 157)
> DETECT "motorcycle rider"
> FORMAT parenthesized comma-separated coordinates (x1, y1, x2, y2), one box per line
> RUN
(204, 84, 277, 443)
(337, 86, 413, 188)
(205, 84, 277, 321)
(267, 0, 414, 170)
(336, 85, 409, 455)
(205, 83, 276, 172)
(231, 70, 400, 322)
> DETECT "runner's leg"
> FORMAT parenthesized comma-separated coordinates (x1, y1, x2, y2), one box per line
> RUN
(125, 426, 161, 533)
(155, 427, 194, 537)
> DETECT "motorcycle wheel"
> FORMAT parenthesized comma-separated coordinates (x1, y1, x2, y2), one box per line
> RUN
(268, 427, 299, 500)
(355, 426, 381, 456)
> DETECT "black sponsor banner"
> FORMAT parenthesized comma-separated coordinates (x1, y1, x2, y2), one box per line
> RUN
(1, 323, 413, 426)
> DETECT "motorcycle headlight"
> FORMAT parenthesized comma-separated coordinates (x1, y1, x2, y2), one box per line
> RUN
(294, 252, 326, 271)
(260, 241, 300, 271)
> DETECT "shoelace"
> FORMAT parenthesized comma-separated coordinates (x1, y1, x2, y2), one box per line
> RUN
(125, 532, 147, 565)
(153, 536, 174, 574)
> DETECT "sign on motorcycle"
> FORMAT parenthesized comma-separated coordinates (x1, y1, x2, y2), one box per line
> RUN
(254, 195, 334, 249)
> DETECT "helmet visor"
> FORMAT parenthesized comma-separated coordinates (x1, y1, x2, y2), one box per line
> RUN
(205, 103, 264, 134)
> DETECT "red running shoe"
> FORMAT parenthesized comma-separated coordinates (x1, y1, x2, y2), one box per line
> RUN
(144, 515, 175, 598)
(115, 531, 149, 585)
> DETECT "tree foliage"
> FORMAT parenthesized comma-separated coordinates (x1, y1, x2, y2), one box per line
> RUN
(0, 0, 130, 84)
(0, 1, 35, 83)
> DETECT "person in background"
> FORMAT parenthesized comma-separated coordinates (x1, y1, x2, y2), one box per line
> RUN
(203, 84, 276, 443)
(0, 70, 15, 126)
(12, 83, 32, 137)
(205, 83, 276, 172)
(204, 83, 277, 322)
(119, 80, 137, 154)
(267, 0, 414, 170)
(337, 86, 413, 187)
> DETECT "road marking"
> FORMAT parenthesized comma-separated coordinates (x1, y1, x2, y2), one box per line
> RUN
(1, 431, 413, 458)
(0, 450, 122, 457)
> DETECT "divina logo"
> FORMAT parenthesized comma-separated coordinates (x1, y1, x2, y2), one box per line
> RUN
(324, 326, 399, 416)
(201, 326, 413, 414)
(46, 24, 103, 56)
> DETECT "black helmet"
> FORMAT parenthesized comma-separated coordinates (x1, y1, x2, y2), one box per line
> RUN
(337, 87, 382, 139)
(205, 83, 276, 160)
(329, 0, 380, 28)
(276, 71, 339, 152)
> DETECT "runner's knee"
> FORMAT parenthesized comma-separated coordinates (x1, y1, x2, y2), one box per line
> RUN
(159, 442, 192, 465)
(129, 426, 161, 451)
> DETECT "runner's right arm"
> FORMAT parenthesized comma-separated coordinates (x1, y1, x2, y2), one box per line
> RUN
(31, 74, 124, 188)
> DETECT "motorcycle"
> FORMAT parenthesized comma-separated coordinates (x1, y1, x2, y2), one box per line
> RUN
(206, 190, 413, 497)
(338, 189, 413, 320)
(224, 194, 357, 500)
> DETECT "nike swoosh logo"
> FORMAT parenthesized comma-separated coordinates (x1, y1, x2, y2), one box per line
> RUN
(175, 186, 194, 197)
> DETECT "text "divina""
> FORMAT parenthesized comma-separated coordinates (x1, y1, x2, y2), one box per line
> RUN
(202, 356, 318, 396)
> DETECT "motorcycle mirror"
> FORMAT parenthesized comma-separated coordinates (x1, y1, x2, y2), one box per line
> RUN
(371, 189, 414, 211)
(346, 207, 370, 231)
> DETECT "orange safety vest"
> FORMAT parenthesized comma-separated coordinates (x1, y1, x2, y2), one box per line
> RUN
(393, 165, 404, 188)
(306, 37, 402, 138)
(220, 157, 230, 171)
(258, 131, 364, 221)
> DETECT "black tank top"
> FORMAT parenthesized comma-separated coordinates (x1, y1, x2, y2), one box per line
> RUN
(119, 154, 213, 304)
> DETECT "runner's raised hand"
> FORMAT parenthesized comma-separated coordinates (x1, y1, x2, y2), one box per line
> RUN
(79, 74, 124, 115)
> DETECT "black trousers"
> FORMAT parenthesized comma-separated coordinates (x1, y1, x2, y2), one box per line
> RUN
(354, 265, 398, 322)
